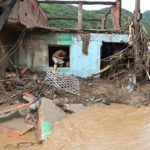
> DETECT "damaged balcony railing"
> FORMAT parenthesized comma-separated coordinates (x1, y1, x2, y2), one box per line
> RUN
(44, 71, 80, 95)
(39, 0, 121, 30)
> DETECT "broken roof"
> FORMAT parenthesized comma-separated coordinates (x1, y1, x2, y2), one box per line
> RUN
(0, 0, 48, 31)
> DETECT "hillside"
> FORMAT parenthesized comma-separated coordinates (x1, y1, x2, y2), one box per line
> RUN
(143, 11, 150, 40)
(40, 4, 150, 40)
(143, 11, 150, 20)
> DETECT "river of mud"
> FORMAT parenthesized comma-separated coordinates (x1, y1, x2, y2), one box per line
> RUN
(1, 104, 150, 150)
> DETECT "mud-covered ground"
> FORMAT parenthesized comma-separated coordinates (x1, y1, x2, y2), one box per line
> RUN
(0, 76, 149, 108)
(49, 78, 150, 107)
(0, 76, 149, 150)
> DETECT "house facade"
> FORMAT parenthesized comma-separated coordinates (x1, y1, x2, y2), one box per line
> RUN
(0, 0, 129, 78)
(15, 30, 128, 78)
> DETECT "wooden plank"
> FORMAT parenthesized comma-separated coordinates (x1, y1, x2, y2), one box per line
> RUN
(38, 0, 115, 5)
(0, 103, 31, 115)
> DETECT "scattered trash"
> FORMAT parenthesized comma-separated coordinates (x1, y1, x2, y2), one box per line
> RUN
(3, 68, 18, 91)
(95, 98, 111, 105)
(20, 67, 29, 76)
(23, 92, 36, 103)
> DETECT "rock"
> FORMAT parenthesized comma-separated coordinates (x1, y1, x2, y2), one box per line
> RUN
(64, 104, 90, 113)
(95, 98, 111, 105)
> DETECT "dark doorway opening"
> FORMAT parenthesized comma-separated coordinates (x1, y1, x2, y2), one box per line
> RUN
(48, 45, 70, 67)
(101, 42, 129, 77)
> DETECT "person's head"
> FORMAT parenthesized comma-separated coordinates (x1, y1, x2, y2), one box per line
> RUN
(60, 50, 67, 56)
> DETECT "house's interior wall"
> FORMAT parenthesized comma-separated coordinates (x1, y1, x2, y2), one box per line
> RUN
(0, 28, 21, 77)
(17, 38, 48, 70)
(16, 32, 128, 78)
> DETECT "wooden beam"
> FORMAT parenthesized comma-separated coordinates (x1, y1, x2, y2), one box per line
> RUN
(133, 0, 141, 71)
(0, 0, 18, 31)
(38, 0, 115, 5)
(77, 3, 83, 29)
(48, 17, 101, 22)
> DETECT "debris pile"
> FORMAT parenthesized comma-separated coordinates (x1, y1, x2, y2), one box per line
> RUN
(0, 69, 75, 144)
(0, 65, 149, 146)
(90, 23, 150, 91)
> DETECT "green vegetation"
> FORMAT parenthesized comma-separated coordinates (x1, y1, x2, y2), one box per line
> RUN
(143, 11, 150, 40)
(41, 4, 150, 40)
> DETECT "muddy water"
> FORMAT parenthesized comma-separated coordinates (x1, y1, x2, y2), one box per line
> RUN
(1, 104, 150, 150)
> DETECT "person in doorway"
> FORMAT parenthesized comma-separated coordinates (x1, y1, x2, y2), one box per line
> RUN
(52, 50, 66, 73)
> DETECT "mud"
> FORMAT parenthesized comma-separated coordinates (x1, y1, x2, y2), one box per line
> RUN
(1, 104, 150, 150)
(0, 132, 36, 150)
(44, 104, 150, 150)
(60, 79, 150, 107)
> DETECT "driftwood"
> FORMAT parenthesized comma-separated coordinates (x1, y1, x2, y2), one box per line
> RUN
(90, 65, 112, 77)
(109, 70, 127, 79)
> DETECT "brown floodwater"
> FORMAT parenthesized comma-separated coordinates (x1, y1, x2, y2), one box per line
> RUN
(1, 104, 150, 150)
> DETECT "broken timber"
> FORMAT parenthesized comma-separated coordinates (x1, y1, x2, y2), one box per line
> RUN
(0, 103, 31, 115)
(90, 65, 112, 77)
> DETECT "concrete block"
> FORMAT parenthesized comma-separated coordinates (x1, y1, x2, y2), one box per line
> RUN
(38, 97, 66, 142)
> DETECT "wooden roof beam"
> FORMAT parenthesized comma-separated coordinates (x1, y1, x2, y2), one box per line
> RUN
(38, 0, 115, 5)
(48, 17, 101, 22)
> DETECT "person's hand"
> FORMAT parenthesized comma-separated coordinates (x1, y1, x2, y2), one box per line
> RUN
(59, 57, 64, 59)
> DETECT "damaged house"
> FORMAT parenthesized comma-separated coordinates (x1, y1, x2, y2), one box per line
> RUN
(0, 0, 149, 145)
(0, 0, 131, 78)
(0, 0, 149, 80)
(0, 0, 48, 76)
